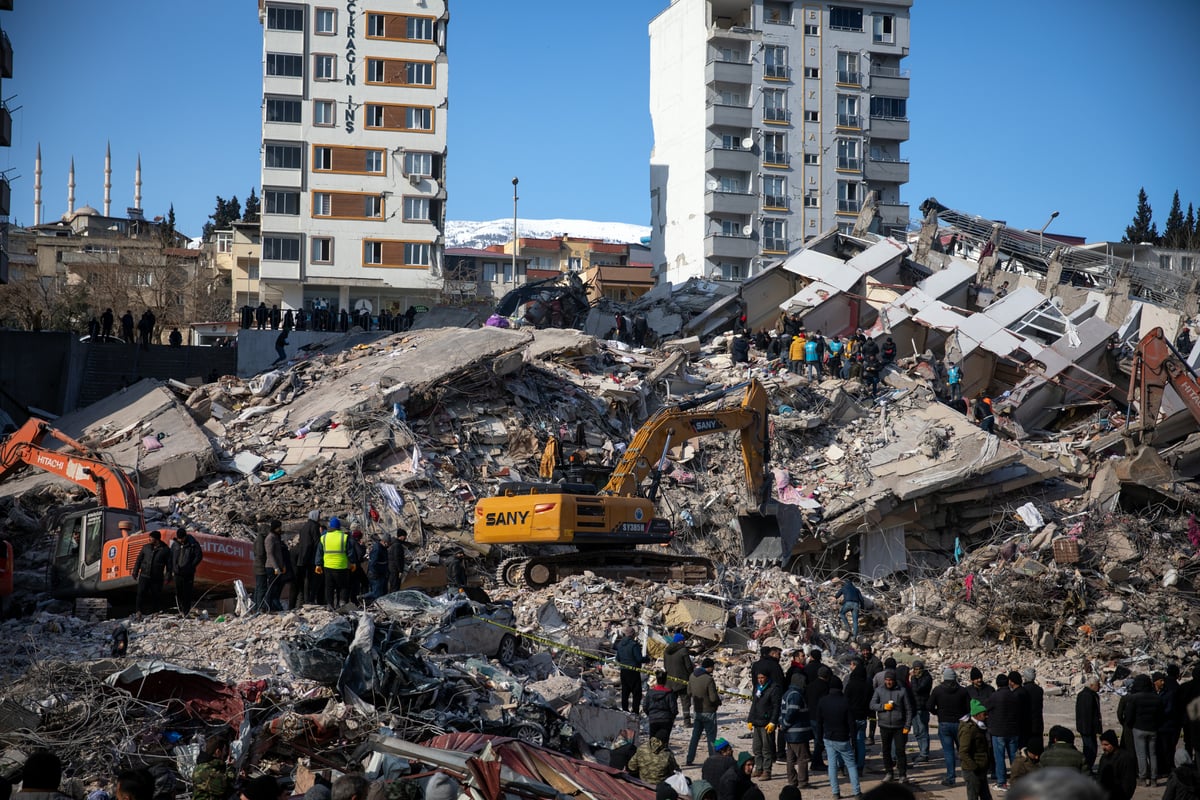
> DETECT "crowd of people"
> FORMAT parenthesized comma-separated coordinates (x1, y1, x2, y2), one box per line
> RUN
(614, 626, 1200, 800)
(239, 303, 419, 335)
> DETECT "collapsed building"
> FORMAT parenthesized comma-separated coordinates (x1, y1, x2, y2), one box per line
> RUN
(0, 200, 1198, 795)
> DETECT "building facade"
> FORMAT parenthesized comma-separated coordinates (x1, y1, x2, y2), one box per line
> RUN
(258, 0, 448, 320)
(0, 0, 13, 284)
(649, 0, 911, 286)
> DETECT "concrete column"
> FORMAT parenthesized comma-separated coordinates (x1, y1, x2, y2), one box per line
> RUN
(1044, 250, 1064, 298)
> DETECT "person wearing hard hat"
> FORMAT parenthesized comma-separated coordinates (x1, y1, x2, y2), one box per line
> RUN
(315, 517, 353, 608)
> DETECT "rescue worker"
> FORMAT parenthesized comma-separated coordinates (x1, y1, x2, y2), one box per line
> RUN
(947, 360, 963, 402)
(366, 535, 390, 600)
(169, 527, 204, 616)
(315, 517, 353, 608)
(131, 530, 172, 616)
(264, 519, 288, 612)
(191, 736, 234, 800)
(293, 511, 321, 606)
(387, 528, 408, 593)
(615, 626, 650, 713)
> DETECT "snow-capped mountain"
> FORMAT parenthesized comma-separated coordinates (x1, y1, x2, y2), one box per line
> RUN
(446, 218, 650, 250)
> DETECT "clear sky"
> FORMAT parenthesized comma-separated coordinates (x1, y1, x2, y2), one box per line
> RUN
(3, 1, 1197, 244)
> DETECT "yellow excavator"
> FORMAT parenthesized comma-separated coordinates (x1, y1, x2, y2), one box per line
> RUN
(474, 379, 776, 587)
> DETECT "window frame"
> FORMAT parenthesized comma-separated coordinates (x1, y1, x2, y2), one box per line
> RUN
(311, 237, 334, 264)
(314, 53, 337, 81)
(763, 175, 788, 209)
(262, 235, 301, 262)
(404, 242, 431, 266)
(404, 152, 433, 176)
(829, 6, 863, 32)
(312, 192, 332, 217)
(265, 97, 302, 124)
(266, 52, 303, 78)
(763, 219, 788, 253)
(315, 7, 336, 35)
(873, 14, 895, 44)
(364, 195, 383, 220)
(763, 88, 789, 122)
(403, 196, 431, 222)
(763, 45, 789, 80)
(265, 142, 303, 170)
(313, 99, 335, 127)
(266, 7, 304, 31)
(264, 189, 300, 216)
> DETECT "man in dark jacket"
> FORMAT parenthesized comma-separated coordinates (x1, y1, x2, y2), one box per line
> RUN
(686, 658, 721, 766)
(862, 645, 884, 745)
(615, 627, 649, 713)
(366, 536, 390, 600)
(815, 676, 861, 798)
(252, 522, 270, 612)
(264, 520, 288, 612)
(910, 660, 934, 762)
(806, 664, 831, 771)
(959, 699, 992, 800)
(718, 753, 756, 800)
(387, 529, 408, 593)
(751, 646, 786, 688)
(1077, 676, 1103, 772)
(1039, 725, 1086, 772)
(930, 667, 971, 787)
(780, 672, 813, 789)
(871, 668, 914, 783)
(1097, 729, 1138, 800)
(987, 672, 1022, 788)
(643, 670, 678, 745)
(293, 511, 321, 606)
(132, 530, 173, 615)
(664, 633, 695, 726)
(1161, 748, 1199, 800)
(747, 671, 781, 779)
(834, 576, 864, 637)
(1121, 673, 1165, 786)
(1021, 667, 1045, 748)
(169, 527, 204, 616)
(1178, 665, 1200, 762)
(844, 659, 872, 772)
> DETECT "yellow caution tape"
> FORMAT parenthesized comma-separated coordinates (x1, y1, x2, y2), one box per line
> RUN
(472, 616, 751, 700)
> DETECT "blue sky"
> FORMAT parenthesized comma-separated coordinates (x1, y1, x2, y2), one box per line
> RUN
(3, 1, 1197, 244)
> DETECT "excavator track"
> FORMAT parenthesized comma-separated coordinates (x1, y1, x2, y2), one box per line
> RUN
(495, 550, 715, 589)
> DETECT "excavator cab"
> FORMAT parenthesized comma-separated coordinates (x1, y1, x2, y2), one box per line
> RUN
(49, 507, 141, 597)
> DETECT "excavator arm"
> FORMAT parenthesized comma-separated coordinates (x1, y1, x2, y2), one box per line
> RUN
(601, 379, 770, 509)
(0, 418, 142, 513)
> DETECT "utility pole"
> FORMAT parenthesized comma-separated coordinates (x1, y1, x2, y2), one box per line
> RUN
(512, 177, 519, 281)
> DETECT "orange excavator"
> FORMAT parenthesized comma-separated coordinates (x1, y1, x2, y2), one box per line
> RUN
(475, 379, 776, 587)
(1127, 327, 1200, 445)
(0, 417, 255, 600)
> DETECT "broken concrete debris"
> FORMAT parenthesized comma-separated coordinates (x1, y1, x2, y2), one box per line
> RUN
(2, 225, 1199, 794)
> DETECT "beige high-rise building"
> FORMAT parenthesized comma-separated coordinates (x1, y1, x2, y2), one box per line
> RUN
(649, 0, 911, 285)
(258, 0, 448, 318)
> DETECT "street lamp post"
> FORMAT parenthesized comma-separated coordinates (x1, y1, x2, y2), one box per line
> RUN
(1038, 210, 1060, 257)
(511, 177, 519, 283)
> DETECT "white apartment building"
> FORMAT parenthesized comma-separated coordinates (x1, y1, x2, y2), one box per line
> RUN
(258, 0, 448, 317)
(649, 0, 911, 286)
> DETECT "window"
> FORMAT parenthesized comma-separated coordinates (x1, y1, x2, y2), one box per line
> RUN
(313, 146, 332, 171)
(829, 7, 863, 31)
(719, 89, 744, 106)
(266, 97, 302, 123)
(406, 107, 432, 131)
(804, 23, 819, 35)
(837, 138, 861, 170)
(837, 51, 860, 85)
(763, 88, 788, 122)
(263, 236, 300, 261)
(871, 96, 907, 119)
(265, 143, 302, 169)
(717, 262, 745, 280)
(365, 150, 384, 173)
(314, 54, 336, 81)
(266, 7, 303, 30)
(364, 241, 383, 265)
(763, 2, 792, 24)
(837, 181, 861, 213)
(313, 99, 335, 126)
(717, 46, 745, 63)
(763, 219, 788, 252)
(404, 197, 430, 222)
(804, 66, 819, 79)
(837, 94, 860, 127)
(764, 45, 788, 79)
(1160, 254, 1173, 271)
(405, 152, 433, 176)
(266, 53, 303, 77)
(568, 257, 582, 271)
(312, 192, 331, 216)
(367, 105, 384, 127)
(407, 62, 433, 86)
(804, 110, 819, 122)
(367, 59, 385, 83)
(408, 16, 434, 40)
(720, 133, 744, 150)
(405, 243, 431, 266)
(1184, 257, 1195, 273)
(482, 262, 497, 282)
(763, 175, 787, 209)
(719, 175, 745, 193)
(248, 262, 260, 280)
(365, 196, 382, 219)
(315, 8, 336, 34)
(216, 232, 233, 254)
(719, 219, 743, 237)
(763, 132, 787, 165)
(804, 152, 819, 165)
(501, 263, 515, 283)
(804, 193, 820, 208)
(312, 238, 333, 263)
(873, 14, 895, 44)
(264, 189, 299, 216)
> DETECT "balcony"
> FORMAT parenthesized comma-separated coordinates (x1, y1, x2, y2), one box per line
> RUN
(878, 202, 911, 228)
(763, 151, 791, 168)
(836, 113, 861, 130)
(705, 234, 759, 260)
(836, 157, 861, 172)
(706, 59, 752, 86)
(763, 195, 789, 211)
(763, 107, 791, 125)
(865, 156, 909, 184)
(706, 102, 753, 129)
(762, 238, 789, 254)
(837, 199, 862, 215)
(764, 64, 791, 81)
(0, 175, 8, 216)
(706, 146, 758, 173)
(869, 66, 909, 97)
(705, 190, 759, 216)
(836, 70, 861, 86)
(263, 167, 304, 189)
(0, 104, 10, 147)
(0, 1, 11, 11)
(868, 115, 909, 141)
(0, 31, 11, 79)
(707, 23, 761, 43)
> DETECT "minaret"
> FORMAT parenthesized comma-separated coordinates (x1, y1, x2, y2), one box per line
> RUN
(68, 157, 75, 216)
(134, 154, 142, 210)
(33, 144, 42, 225)
(104, 142, 112, 216)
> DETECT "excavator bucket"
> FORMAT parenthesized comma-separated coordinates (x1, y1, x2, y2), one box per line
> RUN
(735, 511, 783, 564)
(1114, 445, 1175, 487)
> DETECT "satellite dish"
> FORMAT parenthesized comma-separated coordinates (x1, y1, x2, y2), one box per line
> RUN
(354, 299, 373, 314)
(742, 224, 754, 236)
(741, 137, 755, 149)
(706, 178, 721, 191)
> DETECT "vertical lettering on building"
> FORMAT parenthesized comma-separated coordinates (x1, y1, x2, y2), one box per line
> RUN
(345, 0, 357, 132)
